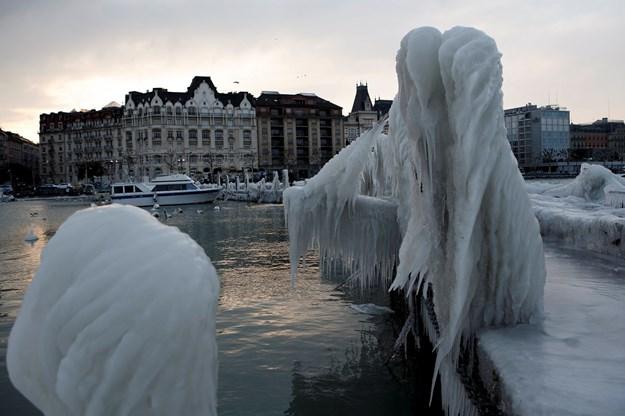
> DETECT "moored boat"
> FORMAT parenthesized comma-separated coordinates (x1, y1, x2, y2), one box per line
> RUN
(111, 174, 221, 207)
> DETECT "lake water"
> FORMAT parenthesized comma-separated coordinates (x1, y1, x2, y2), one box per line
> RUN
(0, 200, 433, 415)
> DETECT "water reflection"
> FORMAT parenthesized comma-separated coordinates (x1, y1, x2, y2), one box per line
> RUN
(0, 201, 418, 415)
(0, 200, 88, 415)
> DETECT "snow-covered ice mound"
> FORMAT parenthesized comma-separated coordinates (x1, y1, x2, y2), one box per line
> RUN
(542, 163, 625, 205)
(8, 204, 219, 416)
(285, 26, 546, 416)
(524, 165, 625, 256)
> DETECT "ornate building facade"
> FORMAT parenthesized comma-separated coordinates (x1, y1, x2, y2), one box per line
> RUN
(255, 91, 344, 179)
(39, 105, 123, 184)
(123, 77, 257, 181)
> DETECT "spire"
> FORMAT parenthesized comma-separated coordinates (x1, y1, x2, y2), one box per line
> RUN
(351, 83, 373, 113)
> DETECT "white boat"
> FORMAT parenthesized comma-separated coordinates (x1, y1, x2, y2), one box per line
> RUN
(111, 174, 221, 207)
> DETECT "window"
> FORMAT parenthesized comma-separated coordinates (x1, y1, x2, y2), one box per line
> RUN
(113, 186, 124, 194)
(175, 106, 182, 116)
(153, 106, 161, 115)
(152, 183, 194, 191)
(215, 130, 224, 149)
(152, 129, 162, 146)
(189, 129, 198, 146)
(202, 129, 211, 146)
(188, 106, 196, 115)
(243, 130, 252, 149)
(166, 106, 173, 116)
(176, 130, 183, 140)
(167, 130, 174, 140)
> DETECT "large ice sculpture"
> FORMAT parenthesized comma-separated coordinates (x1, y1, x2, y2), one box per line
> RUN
(285, 26, 546, 415)
(8, 205, 219, 416)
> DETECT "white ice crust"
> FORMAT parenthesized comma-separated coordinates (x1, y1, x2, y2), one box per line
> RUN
(285, 26, 546, 416)
(527, 164, 625, 257)
(8, 205, 219, 416)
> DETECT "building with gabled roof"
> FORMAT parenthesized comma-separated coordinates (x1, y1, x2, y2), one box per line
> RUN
(123, 76, 258, 180)
(344, 83, 392, 143)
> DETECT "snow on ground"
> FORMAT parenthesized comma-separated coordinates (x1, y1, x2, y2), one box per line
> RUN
(527, 164, 625, 257)
(7, 204, 219, 416)
(478, 245, 625, 416)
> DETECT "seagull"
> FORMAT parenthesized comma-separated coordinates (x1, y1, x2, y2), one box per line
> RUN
(196, 209, 204, 214)
(152, 202, 160, 210)
(24, 228, 38, 243)
(164, 209, 172, 219)
(233, 81, 240, 84)
(214, 206, 220, 211)
(177, 208, 183, 214)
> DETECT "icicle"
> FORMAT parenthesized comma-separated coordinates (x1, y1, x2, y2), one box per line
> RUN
(284, 25, 546, 416)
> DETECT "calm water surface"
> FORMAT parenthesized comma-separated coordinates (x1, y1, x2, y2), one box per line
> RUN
(0, 200, 421, 415)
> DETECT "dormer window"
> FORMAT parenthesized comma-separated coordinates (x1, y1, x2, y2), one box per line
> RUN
(175, 107, 182, 116)
(153, 106, 161, 115)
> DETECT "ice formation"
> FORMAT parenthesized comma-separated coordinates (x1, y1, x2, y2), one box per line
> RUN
(541, 163, 625, 206)
(8, 205, 219, 416)
(285, 26, 546, 415)
(526, 165, 625, 256)
(284, 122, 402, 289)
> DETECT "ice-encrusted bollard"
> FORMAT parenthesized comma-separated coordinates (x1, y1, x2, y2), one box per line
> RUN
(8, 204, 219, 416)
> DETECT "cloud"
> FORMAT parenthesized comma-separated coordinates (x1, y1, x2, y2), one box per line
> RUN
(0, 0, 623, 142)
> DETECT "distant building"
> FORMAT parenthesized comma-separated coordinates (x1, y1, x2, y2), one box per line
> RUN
(255, 91, 344, 179)
(570, 118, 625, 161)
(123, 76, 257, 180)
(39, 105, 122, 185)
(0, 129, 39, 188)
(344, 83, 392, 143)
(504, 103, 570, 171)
(373, 99, 393, 119)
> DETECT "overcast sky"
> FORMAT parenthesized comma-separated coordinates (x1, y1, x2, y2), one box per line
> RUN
(1, 0, 623, 142)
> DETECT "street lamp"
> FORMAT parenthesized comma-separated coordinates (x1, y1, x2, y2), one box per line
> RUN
(177, 156, 186, 174)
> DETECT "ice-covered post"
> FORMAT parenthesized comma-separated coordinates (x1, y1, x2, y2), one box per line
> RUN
(8, 205, 220, 416)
